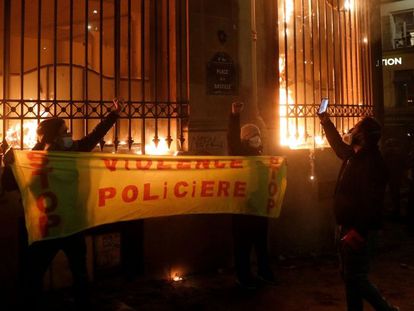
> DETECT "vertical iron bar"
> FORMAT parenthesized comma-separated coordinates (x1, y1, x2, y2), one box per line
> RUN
(85, 0, 89, 136)
(366, 1, 373, 109)
(37, 0, 42, 125)
(360, 0, 367, 107)
(354, 0, 360, 106)
(166, 0, 172, 149)
(349, 4, 355, 126)
(70, 0, 73, 132)
(2, 0, 11, 140)
(283, 0, 289, 139)
(324, 0, 329, 102)
(301, 0, 307, 144)
(342, 9, 349, 107)
(128, 0, 133, 150)
(99, 0, 104, 149)
(317, 0, 322, 100)
(114, 0, 120, 151)
(336, 0, 344, 109)
(293, 0, 298, 137)
(20, 0, 25, 149)
(177, 0, 185, 150)
(54, 0, 57, 117)
(331, 2, 339, 124)
(310, 0, 316, 147)
(153, 0, 159, 147)
(141, 0, 146, 154)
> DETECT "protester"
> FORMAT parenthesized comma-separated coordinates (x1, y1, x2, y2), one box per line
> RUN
(318, 112, 399, 311)
(227, 101, 275, 290)
(2, 98, 123, 310)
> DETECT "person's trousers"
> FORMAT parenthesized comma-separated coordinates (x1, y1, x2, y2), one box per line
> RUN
(21, 233, 89, 309)
(232, 215, 272, 282)
(338, 228, 394, 311)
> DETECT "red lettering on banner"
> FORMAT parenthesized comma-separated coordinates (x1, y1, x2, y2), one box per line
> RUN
(217, 181, 230, 197)
(28, 152, 52, 189)
(174, 181, 188, 198)
(200, 181, 215, 197)
(177, 160, 191, 169)
(143, 183, 159, 200)
(233, 181, 247, 197)
(36, 191, 58, 212)
(98, 187, 116, 207)
(230, 160, 243, 168)
(157, 160, 172, 170)
(196, 160, 210, 169)
(27, 152, 49, 168)
(32, 167, 53, 189)
(122, 185, 139, 203)
(214, 160, 226, 169)
(38, 214, 61, 237)
(103, 159, 118, 171)
(136, 160, 152, 170)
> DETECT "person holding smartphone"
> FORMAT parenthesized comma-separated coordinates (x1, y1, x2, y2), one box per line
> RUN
(318, 105, 399, 311)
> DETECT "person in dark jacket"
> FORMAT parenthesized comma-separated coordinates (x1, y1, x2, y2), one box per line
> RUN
(319, 112, 399, 311)
(2, 99, 123, 310)
(228, 101, 275, 289)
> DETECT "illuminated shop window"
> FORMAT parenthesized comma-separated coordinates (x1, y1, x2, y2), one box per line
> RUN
(278, 0, 374, 149)
(0, 0, 189, 154)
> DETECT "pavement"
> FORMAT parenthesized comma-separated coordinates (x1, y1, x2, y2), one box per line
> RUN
(39, 221, 414, 311)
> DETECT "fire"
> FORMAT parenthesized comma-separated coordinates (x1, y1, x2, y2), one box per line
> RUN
(4, 120, 39, 149)
(172, 273, 183, 282)
(279, 55, 327, 149)
(145, 137, 174, 155)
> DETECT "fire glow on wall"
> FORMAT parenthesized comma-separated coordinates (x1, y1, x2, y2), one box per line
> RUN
(277, 0, 374, 149)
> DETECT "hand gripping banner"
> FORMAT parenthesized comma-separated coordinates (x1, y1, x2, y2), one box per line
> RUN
(11, 150, 287, 244)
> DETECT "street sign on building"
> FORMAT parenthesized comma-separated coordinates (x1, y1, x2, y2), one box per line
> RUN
(206, 52, 238, 95)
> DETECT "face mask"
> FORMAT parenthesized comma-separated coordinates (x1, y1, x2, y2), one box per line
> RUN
(248, 136, 262, 149)
(61, 135, 74, 149)
(342, 132, 353, 145)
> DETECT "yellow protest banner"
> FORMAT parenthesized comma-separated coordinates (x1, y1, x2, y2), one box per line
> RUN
(11, 150, 287, 244)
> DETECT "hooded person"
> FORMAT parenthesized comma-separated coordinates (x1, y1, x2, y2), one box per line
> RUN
(2, 99, 123, 310)
(227, 101, 276, 290)
(319, 112, 399, 311)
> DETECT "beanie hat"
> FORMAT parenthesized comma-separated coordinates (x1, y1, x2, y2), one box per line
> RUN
(240, 123, 261, 141)
(36, 118, 66, 144)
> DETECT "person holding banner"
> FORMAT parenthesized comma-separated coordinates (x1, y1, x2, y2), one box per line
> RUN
(2, 98, 123, 310)
(228, 101, 276, 290)
(318, 112, 399, 311)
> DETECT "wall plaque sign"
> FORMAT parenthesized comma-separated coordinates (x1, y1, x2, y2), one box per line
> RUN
(206, 52, 238, 95)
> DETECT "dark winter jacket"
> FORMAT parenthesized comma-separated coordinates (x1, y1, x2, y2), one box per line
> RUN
(1, 111, 119, 191)
(227, 113, 261, 156)
(322, 118, 388, 234)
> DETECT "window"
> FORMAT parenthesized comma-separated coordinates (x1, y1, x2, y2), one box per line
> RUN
(0, 0, 189, 154)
